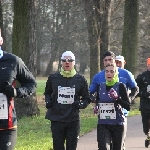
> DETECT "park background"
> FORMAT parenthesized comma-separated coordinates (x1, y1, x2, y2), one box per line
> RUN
(0, 0, 149, 149)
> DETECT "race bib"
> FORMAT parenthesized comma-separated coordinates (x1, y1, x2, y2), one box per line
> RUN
(147, 85, 150, 93)
(57, 86, 75, 104)
(99, 103, 116, 119)
(0, 93, 8, 119)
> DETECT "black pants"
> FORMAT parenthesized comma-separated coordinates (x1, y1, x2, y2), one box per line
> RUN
(141, 108, 150, 134)
(97, 124, 125, 150)
(0, 129, 17, 150)
(51, 121, 80, 150)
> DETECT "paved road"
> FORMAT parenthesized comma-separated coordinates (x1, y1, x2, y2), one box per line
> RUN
(77, 115, 147, 150)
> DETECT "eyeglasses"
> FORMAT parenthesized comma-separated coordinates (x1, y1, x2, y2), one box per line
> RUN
(61, 59, 74, 62)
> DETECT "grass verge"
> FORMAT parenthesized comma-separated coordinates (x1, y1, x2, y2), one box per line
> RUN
(15, 104, 97, 150)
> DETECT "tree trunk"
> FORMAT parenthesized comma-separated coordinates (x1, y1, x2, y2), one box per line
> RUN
(0, 1, 6, 50)
(122, 0, 139, 74)
(12, 0, 39, 117)
(99, 0, 111, 70)
(84, 0, 100, 83)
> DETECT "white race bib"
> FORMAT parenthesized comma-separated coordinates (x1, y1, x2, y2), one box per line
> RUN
(99, 103, 116, 119)
(147, 85, 150, 93)
(0, 93, 8, 119)
(57, 86, 75, 104)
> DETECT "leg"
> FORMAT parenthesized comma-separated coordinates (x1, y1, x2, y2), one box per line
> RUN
(141, 109, 150, 148)
(141, 110, 149, 135)
(122, 123, 127, 150)
(51, 121, 65, 150)
(0, 129, 17, 150)
(97, 124, 111, 150)
(111, 125, 124, 150)
(66, 121, 80, 150)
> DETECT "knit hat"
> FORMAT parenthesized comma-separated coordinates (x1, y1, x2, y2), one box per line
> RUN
(61, 51, 75, 60)
(147, 58, 150, 65)
(102, 51, 116, 59)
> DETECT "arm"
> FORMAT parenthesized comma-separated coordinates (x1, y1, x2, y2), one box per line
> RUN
(135, 73, 150, 98)
(74, 76, 90, 109)
(129, 86, 139, 102)
(116, 83, 131, 111)
(44, 75, 53, 109)
(89, 71, 105, 93)
(16, 57, 36, 98)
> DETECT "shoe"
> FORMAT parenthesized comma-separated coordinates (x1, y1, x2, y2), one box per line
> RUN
(145, 139, 149, 148)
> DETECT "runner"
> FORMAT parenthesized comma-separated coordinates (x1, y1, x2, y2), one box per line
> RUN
(136, 58, 150, 148)
(95, 62, 130, 150)
(90, 51, 138, 150)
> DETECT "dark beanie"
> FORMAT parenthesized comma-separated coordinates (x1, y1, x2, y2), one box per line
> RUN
(102, 51, 116, 59)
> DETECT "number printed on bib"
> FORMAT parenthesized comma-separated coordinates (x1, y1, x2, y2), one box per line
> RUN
(57, 86, 75, 104)
(0, 93, 8, 119)
(99, 103, 116, 119)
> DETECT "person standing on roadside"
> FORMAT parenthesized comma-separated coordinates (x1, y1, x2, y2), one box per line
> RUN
(90, 51, 138, 150)
(44, 51, 90, 150)
(0, 28, 36, 150)
(136, 58, 150, 148)
(95, 63, 130, 150)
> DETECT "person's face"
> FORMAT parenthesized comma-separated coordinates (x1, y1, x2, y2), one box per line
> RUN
(115, 60, 124, 69)
(105, 65, 116, 82)
(103, 56, 115, 67)
(61, 56, 75, 71)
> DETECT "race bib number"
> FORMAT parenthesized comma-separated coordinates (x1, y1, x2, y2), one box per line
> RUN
(0, 93, 8, 119)
(147, 85, 150, 93)
(99, 103, 116, 119)
(57, 86, 75, 104)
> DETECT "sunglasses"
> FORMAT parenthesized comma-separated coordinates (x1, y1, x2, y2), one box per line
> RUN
(61, 59, 74, 62)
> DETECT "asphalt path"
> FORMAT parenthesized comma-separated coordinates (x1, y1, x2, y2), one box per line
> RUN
(77, 114, 148, 150)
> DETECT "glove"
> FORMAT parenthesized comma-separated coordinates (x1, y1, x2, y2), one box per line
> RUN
(108, 88, 118, 100)
(3, 82, 17, 98)
(72, 101, 80, 109)
(46, 102, 52, 109)
(93, 106, 99, 114)
(72, 101, 85, 109)
(90, 93, 97, 103)
(142, 92, 150, 99)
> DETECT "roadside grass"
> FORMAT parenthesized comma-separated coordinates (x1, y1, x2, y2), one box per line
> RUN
(14, 77, 140, 150)
(15, 104, 97, 150)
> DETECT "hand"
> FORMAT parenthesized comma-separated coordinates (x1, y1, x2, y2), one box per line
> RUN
(93, 106, 99, 114)
(145, 92, 150, 98)
(46, 102, 52, 109)
(72, 101, 80, 109)
(90, 93, 97, 103)
(3, 82, 16, 98)
(108, 88, 118, 100)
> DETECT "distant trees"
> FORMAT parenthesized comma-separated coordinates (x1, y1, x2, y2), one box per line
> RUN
(0, 0, 149, 77)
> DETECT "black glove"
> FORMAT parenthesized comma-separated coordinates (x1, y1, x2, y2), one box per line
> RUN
(72, 101, 85, 109)
(3, 82, 17, 98)
(90, 93, 97, 103)
(72, 101, 80, 109)
(142, 91, 150, 99)
(46, 102, 52, 109)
